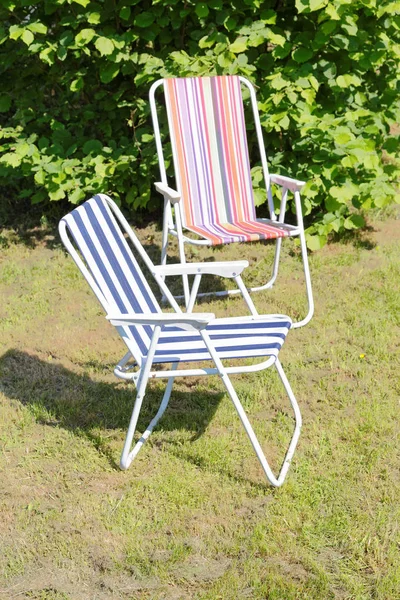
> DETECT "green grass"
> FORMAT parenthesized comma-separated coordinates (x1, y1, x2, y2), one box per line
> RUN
(0, 211, 400, 599)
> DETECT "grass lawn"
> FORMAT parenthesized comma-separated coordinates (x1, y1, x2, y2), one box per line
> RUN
(0, 207, 399, 600)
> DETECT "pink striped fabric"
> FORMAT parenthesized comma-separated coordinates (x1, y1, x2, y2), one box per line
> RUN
(164, 76, 289, 245)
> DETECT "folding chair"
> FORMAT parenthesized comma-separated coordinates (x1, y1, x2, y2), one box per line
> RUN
(150, 75, 314, 328)
(59, 193, 302, 487)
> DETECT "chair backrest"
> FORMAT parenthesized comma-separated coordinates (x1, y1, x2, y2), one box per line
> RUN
(150, 75, 273, 229)
(59, 194, 162, 364)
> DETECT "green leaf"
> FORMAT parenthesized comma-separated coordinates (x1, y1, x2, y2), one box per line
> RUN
(217, 52, 233, 68)
(70, 77, 84, 92)
(27, 22, 47, 35)
(273, 42, 292, 59)
(267, 31, 286, 47)
(325, 3, 340, 19)
(253, 187, 266, 207)
(56, 45, 67, 61)
(330, 183, 359, 202)
(31, 191, 46, 205)
(95, 36, 115, 56)
(87, 12, 101, 24)
(83, 140, 103, 155)
(49, 187, 66, 201)
(100, 63, 120, 83)
(292, 47, 313, 63)
(344, 214, 365, 230)
(9, 25, 23, 40)
(134, 12, 155, 27)
(319, 60, 337, 79)
(333, 130, 355, 145)
(195, 3, 209, 18)
(336, 74, 362, 88)
(224, 16, 237, 31)
(306, 234, 327, 251)
(21, 29, 34, 46)
(269, 74, 288, 90)
(383, 137, 399, 154)
(71, 0, 90, 7)
(34, 169, 45, 185)
(278, 114, 290, 129)
(342, 16, 358, 37)
(295, 0, 308, 12)
(119, 7, 131, 20)
(320, 20, 337, 35)
(260, 9, 277, 24)
(75, 28, 96, 45)
(0, 152, 21, 168)
(68, 188, 86, 205)
(170, 51, 190, 66)
(309, 0, 328, 11)
(230, 37, 248, 53)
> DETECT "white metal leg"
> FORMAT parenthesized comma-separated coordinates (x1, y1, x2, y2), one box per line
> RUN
(291, 191, 314, 328)
(200, 331, 302, 487)
(120, 364, 178, 469)
(160, 199, 170, 270)
(120, 327, 162, 470)
(290, 233, 314, 328)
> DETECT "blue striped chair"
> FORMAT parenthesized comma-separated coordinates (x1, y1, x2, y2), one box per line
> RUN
(59, 194, 302, 487)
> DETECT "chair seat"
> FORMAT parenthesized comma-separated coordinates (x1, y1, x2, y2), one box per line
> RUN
(185, 219, 296, 245)
(139, 315, 291, 364)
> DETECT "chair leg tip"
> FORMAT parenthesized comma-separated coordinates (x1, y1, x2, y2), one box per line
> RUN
(119, 458, 130, 471)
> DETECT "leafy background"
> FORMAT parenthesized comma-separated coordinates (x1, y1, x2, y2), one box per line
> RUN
(1, 0, 399, 248)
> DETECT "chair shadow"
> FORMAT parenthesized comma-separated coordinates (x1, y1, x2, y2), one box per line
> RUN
(0, 349, 224, 470)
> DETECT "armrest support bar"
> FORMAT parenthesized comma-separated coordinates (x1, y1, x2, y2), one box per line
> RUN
(270, 174, 306, 192)
(155, 182, 181, 204)
(153, 260, 249, 279)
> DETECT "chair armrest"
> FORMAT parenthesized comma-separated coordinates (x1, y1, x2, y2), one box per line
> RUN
(154, 182, 181, 204)
(106, 312, 215, 331)
(270, 174, 306, 192)
(152, 260, 249, 279)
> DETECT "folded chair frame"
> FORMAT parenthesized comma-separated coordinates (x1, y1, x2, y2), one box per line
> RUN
(150, 75, 314, 328)
(59, 193, 302, 487)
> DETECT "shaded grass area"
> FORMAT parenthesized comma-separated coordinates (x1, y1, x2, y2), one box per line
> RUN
(0, 210, 400, 599)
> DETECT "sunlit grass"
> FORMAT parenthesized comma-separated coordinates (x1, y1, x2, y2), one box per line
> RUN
(0, 210, 399, 599)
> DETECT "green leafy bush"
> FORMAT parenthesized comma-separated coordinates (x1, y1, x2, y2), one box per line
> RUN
(1, 0, 399, 247)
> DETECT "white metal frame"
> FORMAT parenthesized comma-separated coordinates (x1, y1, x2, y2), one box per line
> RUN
(149, 76, 314, 328)
(59, 194, 303, 487)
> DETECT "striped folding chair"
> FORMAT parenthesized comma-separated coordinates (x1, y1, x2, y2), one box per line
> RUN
(150, 75, 314, 328)
(59, 193, 302, 487)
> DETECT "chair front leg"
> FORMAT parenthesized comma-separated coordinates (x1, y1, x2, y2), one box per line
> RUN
(200, 330, 301, 487)
(120, 326, 162, 470)
(174, 205, 190, 307)
(270, 185, 289, 288)
(120, 363, 178, 469)
(161, 197, 171, 270)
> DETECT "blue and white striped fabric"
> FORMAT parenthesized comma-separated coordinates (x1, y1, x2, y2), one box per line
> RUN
(155, 317, 290, 363)
(61, 195, 291, 366)
(61, 195, 161, 361)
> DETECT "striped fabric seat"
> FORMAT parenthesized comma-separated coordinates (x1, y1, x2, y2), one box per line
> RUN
(153, 317, 290, 363)
(61, 195, 290, 366)
(164, 76, 290, 245)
